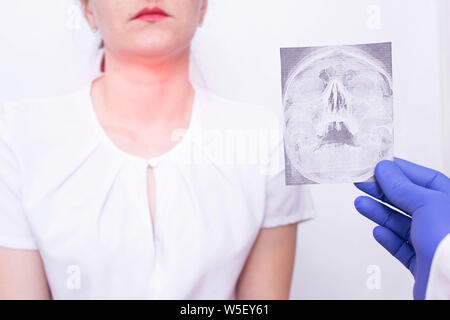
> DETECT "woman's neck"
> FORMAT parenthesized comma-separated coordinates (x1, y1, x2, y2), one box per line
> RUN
(93, 48, 194, 133)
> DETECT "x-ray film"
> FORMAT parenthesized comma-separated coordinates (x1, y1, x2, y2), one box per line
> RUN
(280, 42, 394, 185)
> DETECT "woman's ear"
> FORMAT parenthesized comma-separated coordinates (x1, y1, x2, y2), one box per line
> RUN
(80, 0, 97, 31)
(199, 0, 208, 26)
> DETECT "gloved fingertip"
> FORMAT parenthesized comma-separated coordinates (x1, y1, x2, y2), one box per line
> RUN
(372, 225, 385, 240)
(355, 195, 373, 207)
(354, 196, 369, 211)
(375, 160, 395, 176)
(354, 197, 361, 208)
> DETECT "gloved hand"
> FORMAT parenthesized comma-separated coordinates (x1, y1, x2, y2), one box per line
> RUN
(354, 158, 450, 300)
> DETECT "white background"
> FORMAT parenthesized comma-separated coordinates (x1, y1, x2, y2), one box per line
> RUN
(0, 0, 449, 299)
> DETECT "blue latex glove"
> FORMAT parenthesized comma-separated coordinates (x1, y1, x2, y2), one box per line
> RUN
(354, 158, 450, 300)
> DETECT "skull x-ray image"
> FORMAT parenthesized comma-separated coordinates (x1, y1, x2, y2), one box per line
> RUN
(281, 42, 394, 185)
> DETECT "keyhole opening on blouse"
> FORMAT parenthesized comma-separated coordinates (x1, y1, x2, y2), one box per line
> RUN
(146, 165, 157, 234)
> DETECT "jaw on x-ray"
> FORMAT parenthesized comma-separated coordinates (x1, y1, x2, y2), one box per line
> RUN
(281, 42, 394, 185)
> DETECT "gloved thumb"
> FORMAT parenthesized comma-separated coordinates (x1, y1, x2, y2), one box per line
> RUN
(375, 160, 437, 214)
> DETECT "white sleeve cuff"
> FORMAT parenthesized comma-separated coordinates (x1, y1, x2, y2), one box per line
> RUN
(425, 233, 450, 300)
(261, 207, 316, 229)
(0, 235, 38, 250)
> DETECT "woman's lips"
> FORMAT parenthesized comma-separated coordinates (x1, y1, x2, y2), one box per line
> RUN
(132, 6, 171, 21)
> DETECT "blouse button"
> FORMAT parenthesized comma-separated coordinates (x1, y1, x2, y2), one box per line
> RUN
(147, 157, 160, 168)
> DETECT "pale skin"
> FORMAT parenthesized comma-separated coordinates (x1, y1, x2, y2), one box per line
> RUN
(0, 0, 298, 299)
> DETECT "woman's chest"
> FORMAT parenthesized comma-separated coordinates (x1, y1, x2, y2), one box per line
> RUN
(23, 161, 264, 297)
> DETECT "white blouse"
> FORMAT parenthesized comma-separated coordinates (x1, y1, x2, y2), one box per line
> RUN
(0, 78, 315, 299)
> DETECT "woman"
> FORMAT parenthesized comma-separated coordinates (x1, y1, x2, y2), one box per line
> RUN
(0, 0, 314, 299)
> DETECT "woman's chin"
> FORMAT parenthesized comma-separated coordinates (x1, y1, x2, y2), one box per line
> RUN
(128, 39, 188, 60)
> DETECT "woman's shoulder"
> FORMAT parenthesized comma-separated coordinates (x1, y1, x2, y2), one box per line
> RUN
(0, 85, 94, 152)
(1, 86, 88, 127)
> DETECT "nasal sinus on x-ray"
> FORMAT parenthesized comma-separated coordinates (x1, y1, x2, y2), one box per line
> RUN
(280, 42, 394, 185)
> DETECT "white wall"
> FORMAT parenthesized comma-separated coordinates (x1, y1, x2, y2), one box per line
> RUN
(0, 0, 447, 299)
(0, 0, 100, 100)
(437, 0, 450, 176)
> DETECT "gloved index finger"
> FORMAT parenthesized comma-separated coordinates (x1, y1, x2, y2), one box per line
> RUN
(354, 181, 393, 206)
(394, 158, 450, 195)
(375, 160, 436, 214)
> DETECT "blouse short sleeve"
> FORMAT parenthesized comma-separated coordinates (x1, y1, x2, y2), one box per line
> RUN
(0, 103, 38, 249)
(261, 114, 316, 229)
